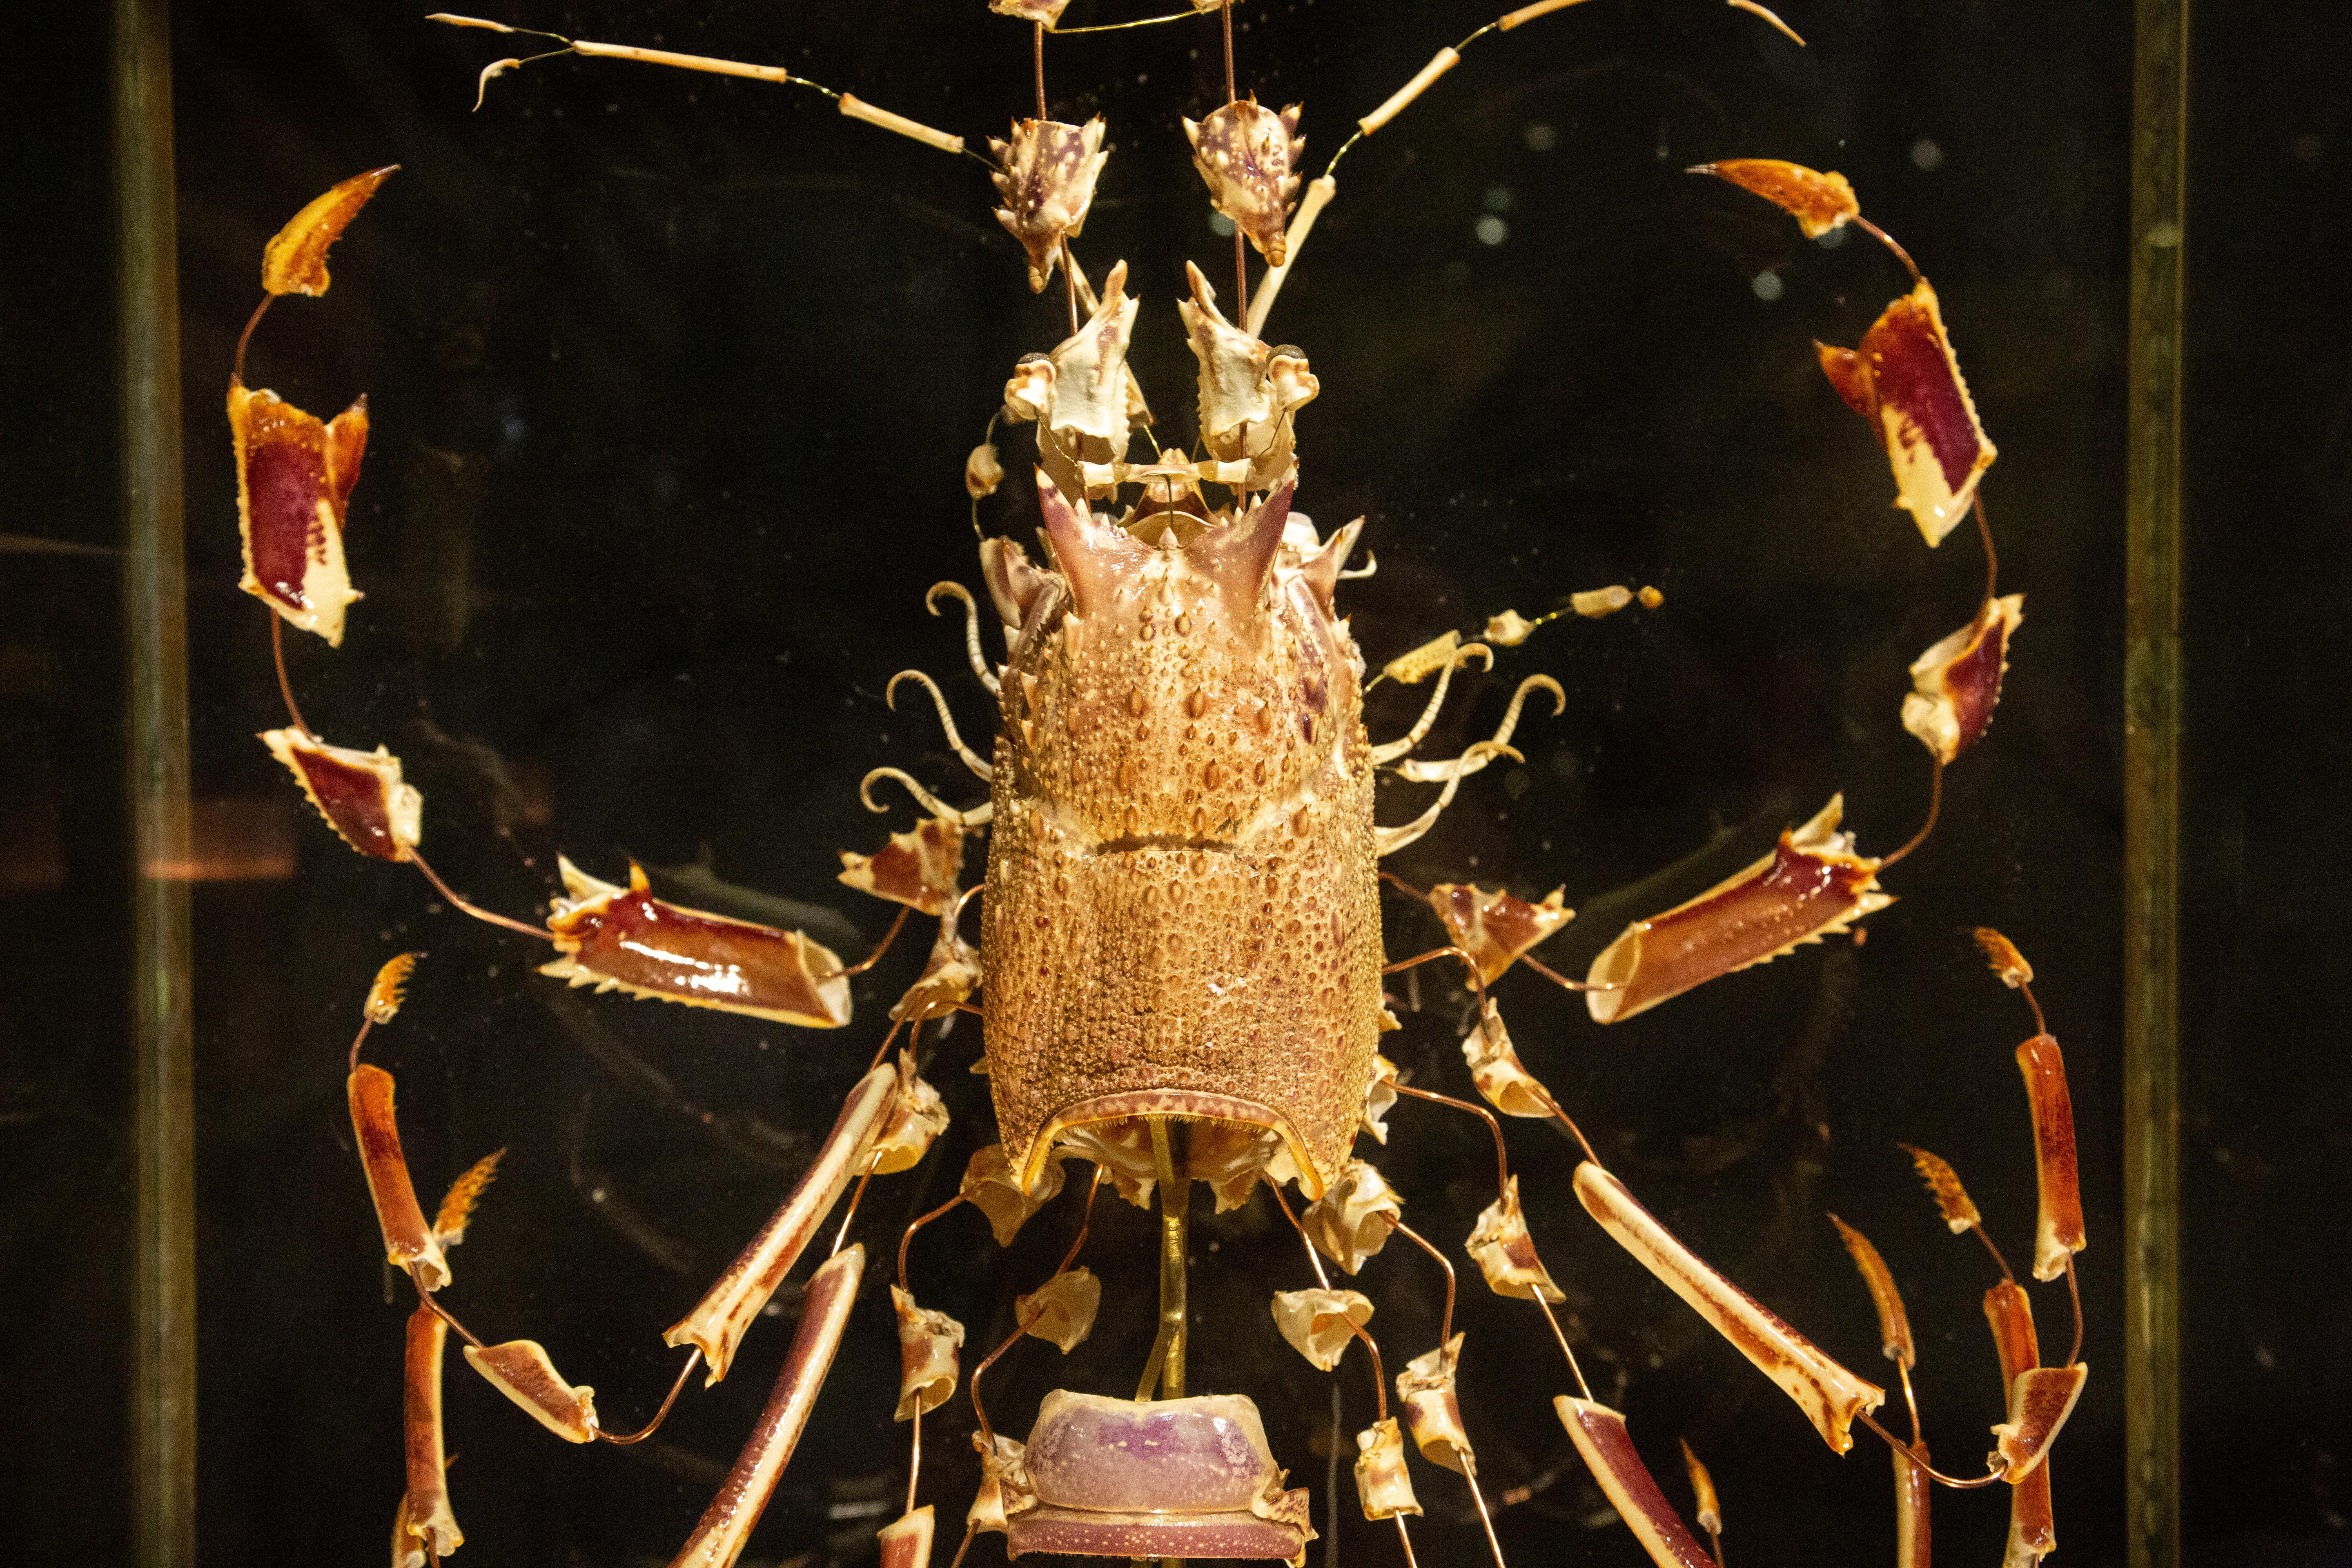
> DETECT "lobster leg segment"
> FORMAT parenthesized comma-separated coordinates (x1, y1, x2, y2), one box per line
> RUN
(1396, 1334, 1475, 1474)
(893, 1287, 967, 1421)
(1552, 1398, 1715, 1568)
(1466, 1176, 1566, 1303)
(349, 1064, 449, 1291)
(1354, 1417, 1423, 1520)
(1573, 1162, 1884, 1451)
(267, 729, 422, 861)
(401, 1305, 462, 1559)
(463, 1339, 599, 1443)
(1895, 1441, 1933, 1568)
(2016, 1032, 2086, 1281)
(544, 858, 853, 1028)
(1983, 1281, 2058, 1561)
(229, 381, 369, 645)
(878, 1506, 937, 1568)
(1270, 1288, 1374, 1372)
(665, 1064, 897, 1383)
(1585, 795, 1890, 1023)
(1990, 1364, 2088, 1482)
(668, 1245, 865, 1568)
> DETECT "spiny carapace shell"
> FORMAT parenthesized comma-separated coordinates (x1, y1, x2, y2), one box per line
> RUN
(981, 468, 1380, 1198)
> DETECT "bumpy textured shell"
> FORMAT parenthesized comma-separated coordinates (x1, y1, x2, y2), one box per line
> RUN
(981, 478, 1380, 1197)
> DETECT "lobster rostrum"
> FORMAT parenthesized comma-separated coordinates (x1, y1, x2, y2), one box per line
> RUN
(221, 5, 2093, 1567)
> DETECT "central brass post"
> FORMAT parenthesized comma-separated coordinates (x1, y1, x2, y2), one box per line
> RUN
(1135, 1119, 1189, 1401)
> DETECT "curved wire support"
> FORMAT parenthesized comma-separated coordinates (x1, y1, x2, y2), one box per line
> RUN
(1368, 642, 1492, 766)
(859, 767, 993, 827)
(1392, 675, 1563, 784)
(888, 669, 994, 781)
(1376, 741, 1517, 858)
(925, 581, 1001, 695)
(1339, 549, 1379, 581)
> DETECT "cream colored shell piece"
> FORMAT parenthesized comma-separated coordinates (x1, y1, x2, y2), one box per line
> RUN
(990, 117, 1110, 292)
(965, 441, 1005, 499)
(1395, 1333, 1477, 1474)
(1016, 1267, 1103, 1352)
(1039, 261, 1138, 452)
(1183, 99, 1305, 265)
(1271, 1287, 1373, 1371)
(961, 1143, 1067, 1246)
(1178, 262, 1320, 483)
(1359, 1054, 1400, 1145)
(1302, 1160, 1403, 1275)
(891, 918, 982, 1024)
(967, 1432, 1032, 1533)
(1460, 999, 1559, 1119)
(1180, 261, 1273, 459)
(867, 1051, 951, 1175)
(1003, 261, 1142, 501)
(891, 1286, 964, 1421)
(1353, 1418, 1423, 1520)
(1466, 1176, 1566, 1302)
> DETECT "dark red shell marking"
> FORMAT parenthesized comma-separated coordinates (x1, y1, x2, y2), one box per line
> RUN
(292, 744, 407, 860)
(839, 817, 967, 915)
(2017, 1032, 2085, 1278)
(348, 1064, 445, 1287)
(1941, 607, 2011, 756)
(1599, 831, 1877, 1019)
(1982, 1281, 2057, 1555)
(1863, 289, 1984, 492)
(247, 427, 331, 608)
(1983, 1279, 2041, 1386)
(1554, 1400, 1718, 1568)
(230, 381, 368, 621)
(548, 883, 849, 1025)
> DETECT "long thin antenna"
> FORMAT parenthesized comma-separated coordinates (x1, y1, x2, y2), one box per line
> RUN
(1223, 1, 1249, 317)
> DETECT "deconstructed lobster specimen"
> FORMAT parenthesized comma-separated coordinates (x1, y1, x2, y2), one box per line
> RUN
(227, 10, 2089, 1568)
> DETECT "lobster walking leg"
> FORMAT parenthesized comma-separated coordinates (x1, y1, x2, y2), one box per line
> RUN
(665, 1063, 898, 1383)
(400, 1305, 461, 1561)
(1554, 1399, 1717, 1568)
(668, 1246, 865, 1568)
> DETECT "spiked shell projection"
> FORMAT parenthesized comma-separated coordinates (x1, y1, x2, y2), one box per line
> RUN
(262, 728, 421, 860)
(542, 858, 852, 1027)
(1177, 262, 1319, 486)
(1003, 262, 1141, 501)
(261, 163, 398, 297)
(990, 117, 1110, 292)
(1183, 99, 1305, 265)
(1694, 157, 1858, 239)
